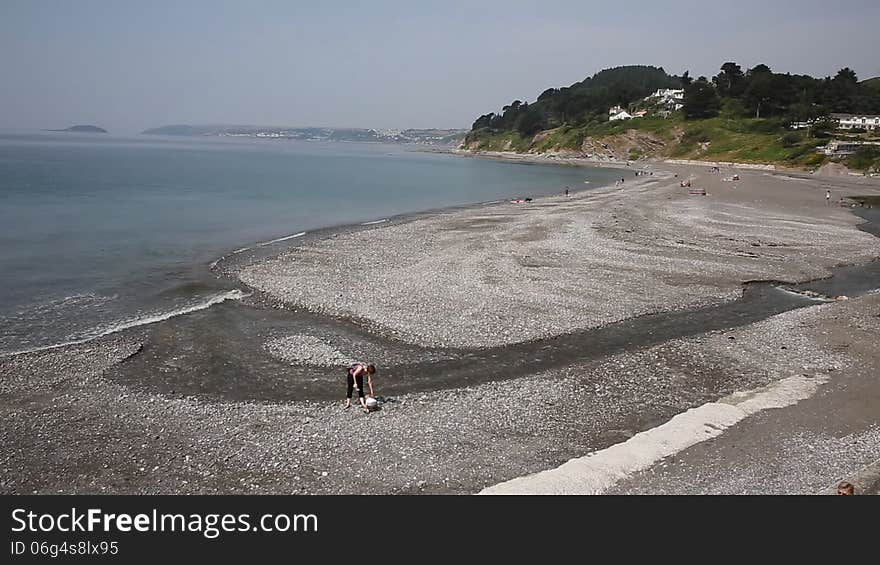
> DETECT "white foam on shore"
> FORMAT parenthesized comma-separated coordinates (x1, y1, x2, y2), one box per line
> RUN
(211, 232, 308, 268)
(480, 374, 828, 495)
(1, 289, 250, 358)
(360, 219, 388, 226)
(257, 231, 307, 247)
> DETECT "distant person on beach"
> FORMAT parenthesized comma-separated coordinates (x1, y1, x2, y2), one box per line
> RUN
(564, 187, 570, 197)
(345, 362, 376, 412)
(826, 190, 831, 205)
(837, 481, 855, 495)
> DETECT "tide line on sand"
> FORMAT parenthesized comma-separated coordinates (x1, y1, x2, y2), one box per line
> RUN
(256, 231, 308, 247)
(211, 232, 309, 268)
(1, 289, 250, 358)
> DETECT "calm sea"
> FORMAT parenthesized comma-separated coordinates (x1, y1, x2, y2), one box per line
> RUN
(0, 132, 621, 355)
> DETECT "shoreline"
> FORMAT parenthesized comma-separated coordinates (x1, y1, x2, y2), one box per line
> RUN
(439, 147, 880, 180)
(0, 151, 623, 360)
(7, 147, 874, 361)
(211, 155, 627, 277)
(426, 147, 643, 171)
(237, 162, 880, 349)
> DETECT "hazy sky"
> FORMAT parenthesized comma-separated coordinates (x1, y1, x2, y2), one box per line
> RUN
(2, 0, 879, 133)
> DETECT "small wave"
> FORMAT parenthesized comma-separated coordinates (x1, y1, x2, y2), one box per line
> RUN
(2, 289, 250, 358)
(11, 292, 118, 317)
(257, 231, 307, 247)
(211, 232, 307, 269)
(360, 219, 388, 226)
(58, 292, 119, 305)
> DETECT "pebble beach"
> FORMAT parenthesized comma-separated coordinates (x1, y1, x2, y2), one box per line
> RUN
(3, 160, 880, 495)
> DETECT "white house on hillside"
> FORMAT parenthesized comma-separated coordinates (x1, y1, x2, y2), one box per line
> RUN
(832, 113, 880, 131)
(609, 110, 633, 121)
(652, 88, 684, 101)
(649, 88, 685, 111)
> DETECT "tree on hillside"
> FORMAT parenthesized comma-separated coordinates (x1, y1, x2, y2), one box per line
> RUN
(835, 68, 859, 84)
(743, 72, 777, 118)
(821, 68, 862, 112)
(516, 106, 547, 136)
(747, 64, 772, 76)
(713, 62, 745, 98)
(466, 62, 880, 143)
(809, 115, 837, 139)
(466, 65, 682, 135)
(472, 113, 496, 130)
(683, 77, 720, 119)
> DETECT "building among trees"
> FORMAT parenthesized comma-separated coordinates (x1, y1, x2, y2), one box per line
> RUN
(832, 113, 880, 131)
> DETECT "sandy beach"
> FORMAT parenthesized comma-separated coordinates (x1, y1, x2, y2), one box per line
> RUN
(3, 160, 880, 495)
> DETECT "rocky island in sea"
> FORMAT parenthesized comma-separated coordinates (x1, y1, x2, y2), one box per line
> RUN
(46, 125, 108, 133)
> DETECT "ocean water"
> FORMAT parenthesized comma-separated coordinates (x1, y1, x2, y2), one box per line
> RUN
(0, 132, 621, 355)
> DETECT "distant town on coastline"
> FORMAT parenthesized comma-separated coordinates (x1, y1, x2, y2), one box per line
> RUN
(142, 124, 468, 146)
(465, 63, 880, 173)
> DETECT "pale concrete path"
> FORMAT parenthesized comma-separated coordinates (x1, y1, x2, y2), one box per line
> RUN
(481, 355, 880, 495)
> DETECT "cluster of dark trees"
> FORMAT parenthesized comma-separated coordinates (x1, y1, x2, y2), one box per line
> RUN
(471, 66, 683, 136)
(683, 62, 880, 122)
(470, 63, 880, 137)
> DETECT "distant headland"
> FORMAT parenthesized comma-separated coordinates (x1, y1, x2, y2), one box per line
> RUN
(141, 124, 467, 146)
(45, 125, 108, 133)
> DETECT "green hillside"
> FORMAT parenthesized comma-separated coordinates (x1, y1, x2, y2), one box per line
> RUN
(465, 63, 880, 172)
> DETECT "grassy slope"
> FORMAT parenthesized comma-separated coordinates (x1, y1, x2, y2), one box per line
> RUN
(466, 115, 880, 171)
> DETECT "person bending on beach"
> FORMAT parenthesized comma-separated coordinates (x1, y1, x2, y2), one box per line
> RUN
(345, 362, 376, 411)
